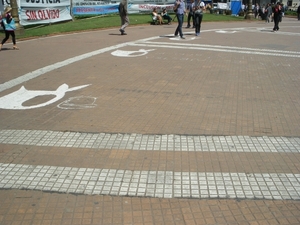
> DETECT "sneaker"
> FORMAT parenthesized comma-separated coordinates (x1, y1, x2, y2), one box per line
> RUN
(185, 26, 190, 28)
(121, 32, 127, 35)
(174, 33, 179, 37)
(196, 33, 199, 36)
(119, 29, 124, 34)
(181, 36, 185, 39)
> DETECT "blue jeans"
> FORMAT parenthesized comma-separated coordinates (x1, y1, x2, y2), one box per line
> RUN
(175, 14, 184, 37)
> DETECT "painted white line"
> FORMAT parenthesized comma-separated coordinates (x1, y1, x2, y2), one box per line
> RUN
(0, 44, 127, 93)
(140, 41, 300, 55)
(0, 130, 299, 153)
(2, 25, 298, 93)
(0, 35, 160, 93)
(0, 163, 299, 200)
(129, 43, 300, 58)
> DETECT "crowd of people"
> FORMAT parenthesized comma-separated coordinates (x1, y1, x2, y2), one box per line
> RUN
(246, 2, 293, 32)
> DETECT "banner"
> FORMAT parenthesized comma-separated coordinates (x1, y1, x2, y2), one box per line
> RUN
(19, 0, 72, 25)
(72, 3, 174, 15)
(73, 3, 119, 15)
(21, 0, 71, 8)
(20, 7, 72, 25)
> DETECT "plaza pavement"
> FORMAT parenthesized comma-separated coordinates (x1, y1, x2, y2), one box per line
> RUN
(0, 17, 300, 224)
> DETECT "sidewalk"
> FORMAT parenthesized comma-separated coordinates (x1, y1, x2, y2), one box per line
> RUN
(0, 18, 300, 224)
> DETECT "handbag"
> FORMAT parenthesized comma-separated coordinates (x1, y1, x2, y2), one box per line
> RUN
(3, 17, 16, 30)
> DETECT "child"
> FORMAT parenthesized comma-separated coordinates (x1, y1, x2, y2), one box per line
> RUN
(0, 6, 19, 50)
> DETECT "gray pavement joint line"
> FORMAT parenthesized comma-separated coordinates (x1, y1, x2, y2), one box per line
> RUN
(139, 41, 300, 55)
(129, 43, 300, 58)
(0, 130, 299, 153)
(0, 163, 299, 200)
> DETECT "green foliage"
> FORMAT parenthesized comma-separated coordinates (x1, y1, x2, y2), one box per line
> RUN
(0, 13, 244, 40)
(285, 10, 297, 16)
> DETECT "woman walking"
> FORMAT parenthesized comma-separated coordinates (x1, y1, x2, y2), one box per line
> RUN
(0, 6, 19, 50)
(272, 2, 282, 32)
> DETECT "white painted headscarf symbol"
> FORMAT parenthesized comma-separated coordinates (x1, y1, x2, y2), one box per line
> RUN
(0, 83, 90, 110)
(111, 49, 155, 57)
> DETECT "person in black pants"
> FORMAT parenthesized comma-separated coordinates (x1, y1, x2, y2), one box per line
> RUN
(194, 0, 205, 36)
(186, 0, 194, 28)
(0, 6, 19, 50)
(272, 2, 281, 32)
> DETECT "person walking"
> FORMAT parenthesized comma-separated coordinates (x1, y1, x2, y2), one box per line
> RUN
(194, 0, 205, 36)
(118, 0, 129, 35)
(174, 0, 186, 39)
(186, 0, 194, 28)
(0, 6, 19, 51)
(254, 3, 260, 19)
(272, 2, 281, 32)
(265, 3, 272, 23)
(297, 5, 300, 21)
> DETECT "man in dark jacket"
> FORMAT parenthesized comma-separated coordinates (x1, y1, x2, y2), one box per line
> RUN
(118, 0, 129, 35)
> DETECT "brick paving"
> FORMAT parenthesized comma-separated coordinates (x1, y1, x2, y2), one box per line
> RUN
(0, 17, 300, 224)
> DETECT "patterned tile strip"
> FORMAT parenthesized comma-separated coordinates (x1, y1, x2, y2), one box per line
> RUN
(0, 130, 299, 153)
(0, 163, 299, 200)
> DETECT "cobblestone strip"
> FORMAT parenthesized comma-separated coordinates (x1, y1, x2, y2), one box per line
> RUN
(0, 130, 299, 153)
(0, 163, 299, 200)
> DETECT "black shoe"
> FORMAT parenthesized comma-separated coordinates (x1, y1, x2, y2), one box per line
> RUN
(119, 29, 124, 34)
(185, 26, 190, 28)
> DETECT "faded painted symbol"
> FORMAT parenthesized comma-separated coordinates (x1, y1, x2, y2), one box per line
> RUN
(57, 96, 97, 109)
(111, 49, 155, 57)
(0, 83, 90, 110)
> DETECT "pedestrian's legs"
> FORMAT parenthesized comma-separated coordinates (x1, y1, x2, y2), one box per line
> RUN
(192, 14, 195, 28)
(10, 31, 16, 45)
(186, 13, 192, 27)
(175, 14, 184, 37)
(176, 14, 184, 37)
(273, 16, 279, 31)
(1, 30, 10, 45)
(199, 14, 203, 34)
(121, 16, 129, 30)
(194, 13, 200, 34)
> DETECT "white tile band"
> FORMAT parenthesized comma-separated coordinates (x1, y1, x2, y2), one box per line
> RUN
(0, 163, 299, 200)
(0, 130, 299, 153)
